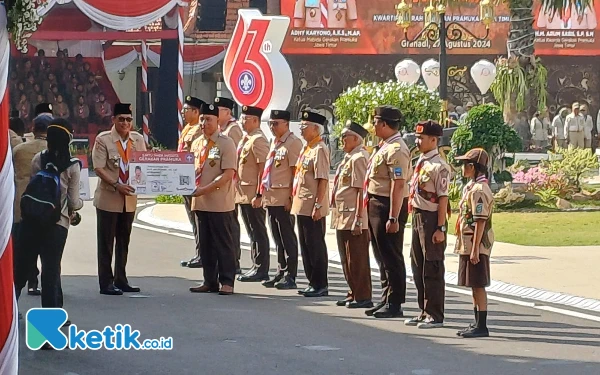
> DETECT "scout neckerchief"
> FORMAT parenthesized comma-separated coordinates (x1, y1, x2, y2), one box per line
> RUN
(408, 149, 438, 213)
(196, 137, 216, 186)
(177, 123, 192, 152)
(292, 135, 322, 197)
(456, 174, 488, 234)
(260, 137, 284, 194)
(116, 136, 134, 185)
(362, 132, 403, 209)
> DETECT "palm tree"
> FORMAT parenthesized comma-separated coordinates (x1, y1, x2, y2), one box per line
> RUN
(492, 0, 593, 123)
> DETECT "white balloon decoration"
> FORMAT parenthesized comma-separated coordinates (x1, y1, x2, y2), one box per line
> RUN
(394, 59, 421, 85)
(421, 59, 440, 91)
(470, 59, 497, 95)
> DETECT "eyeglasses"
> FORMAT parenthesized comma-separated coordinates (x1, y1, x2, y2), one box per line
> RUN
(118, 117, 133, 122)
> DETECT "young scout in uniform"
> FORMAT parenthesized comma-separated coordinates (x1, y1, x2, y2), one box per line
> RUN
(12, 113, 52, 296)
(291, 110, 330, 298)
(216, 96, 243, 273)
(92, 103, 146, 296)
(189, 103, 238, 295)
(364, 105, 411, 318)
(404, 120, 451, 329)
(260, 110, 303, 290)
(294, 0, 358, 29)
(454, 148, 494, 338)
(178, 96, 204, 269)
(331, 121, 373, 309)
(235, 105, 271, 282)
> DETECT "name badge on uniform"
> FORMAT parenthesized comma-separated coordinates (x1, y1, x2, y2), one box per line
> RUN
(208, 147, 220, 159)
(302, 158, 310, 170)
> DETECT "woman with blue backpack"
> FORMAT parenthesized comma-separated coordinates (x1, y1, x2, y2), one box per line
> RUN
(15, 118, 83, 326)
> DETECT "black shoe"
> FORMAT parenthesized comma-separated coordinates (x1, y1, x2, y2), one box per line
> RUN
(28, 287, 41, 296)
(365, 302, 385, 316)
(460, 327, 490, 338)
(456, 324, 476, 336)
(304, 287, 328, 297)
(347, 300, 374, 309)
(373, 304, 403, 318)
(336, 297, 353, 307)
(262, 274, 284, 288)
(235, 268, 243, 275)
(298, 286, 314, 295)
(237, 273, 269, 282)
(187, 260, 202, 268)
(115, 284, 141, 293)
(100, 285, 123, 296)
(275, 277, 297, 290)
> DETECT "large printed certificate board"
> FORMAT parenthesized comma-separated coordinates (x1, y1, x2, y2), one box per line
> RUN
(128, 151, 196, 196)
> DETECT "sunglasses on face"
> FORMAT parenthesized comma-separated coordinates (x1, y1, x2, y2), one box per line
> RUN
(118, 117, 133, 123)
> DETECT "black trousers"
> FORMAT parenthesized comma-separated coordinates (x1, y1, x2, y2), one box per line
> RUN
(411, 209, 446, 322)
(297, 215, 328, 289)
(96, 208, 135, 290)
(183, 196, 201, 262)
(233, 204, 241, 269)
(267, 206, 298, 279)
(12, 222, 39, 288)
(196, 210, 237, 288)
(14, 221, 68, 308)
(368, 195, 409, 306)
(240, 204, 270, 275)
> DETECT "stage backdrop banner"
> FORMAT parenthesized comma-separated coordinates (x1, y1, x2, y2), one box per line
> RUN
(280, 0, 511, 55)
(534, 1, 600, 55)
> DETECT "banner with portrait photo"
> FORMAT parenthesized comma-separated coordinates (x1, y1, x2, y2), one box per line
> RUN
(280, 0, 511, 55)
(534, 0, 600, 55)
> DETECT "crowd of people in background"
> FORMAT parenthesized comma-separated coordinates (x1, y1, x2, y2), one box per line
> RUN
(10, 49, 113, 134)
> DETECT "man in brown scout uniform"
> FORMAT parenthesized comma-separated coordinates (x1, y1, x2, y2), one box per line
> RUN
(292, 110, 330, 298)
(331, 121, 373, 309)
(12, 113, 53, 296)
(189, 103, 238, 295)
(261, 110, 303, 289)
(236, 105, 271, 282)
(216, 96, 243, 273)
(455, 148, 494, 338)
(92, 103, 147, 296)
(364, 105, 411, 318)
(294, 0, 358, 29)
(178, 96, 205, 269)
(404, 120, 451, 329)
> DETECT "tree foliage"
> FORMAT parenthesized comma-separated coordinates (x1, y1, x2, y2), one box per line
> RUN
(332, 80, 440, 137)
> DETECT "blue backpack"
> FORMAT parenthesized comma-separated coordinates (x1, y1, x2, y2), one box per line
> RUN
(20, 151, 80, 226)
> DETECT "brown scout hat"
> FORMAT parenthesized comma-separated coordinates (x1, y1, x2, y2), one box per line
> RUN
(455, 148, 489, 167)
(414, 120, 443, 137)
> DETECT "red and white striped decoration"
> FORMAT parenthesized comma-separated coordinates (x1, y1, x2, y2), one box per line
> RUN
(0, 7, 19, 374)
(140, 40, 149, 145)
(176, 5, 185, 137)
(320, 0, 328, 28)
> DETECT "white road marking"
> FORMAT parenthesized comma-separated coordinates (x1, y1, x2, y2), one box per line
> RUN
(132, 219, 600, 323)
(301, 345, 340, 351)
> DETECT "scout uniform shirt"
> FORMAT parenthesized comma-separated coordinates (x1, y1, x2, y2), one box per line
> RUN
(366, 133, 411, 198)
(178, 122, 201, 152)
(9, 129, 23, 149)
(12, 138, 47, 222)
(331, 144, 369, 230)
(409, 149, 451, 212)
(222, 119, 243, 149)
(291, 136, 330, 217)
(294, 0, 358, 28)
(262, 131, 303, 207)
(235, 128, 270, 204)
(454, 176, 495, 256)
(92, 127, 147, 213)
(190, 132, 237, 212)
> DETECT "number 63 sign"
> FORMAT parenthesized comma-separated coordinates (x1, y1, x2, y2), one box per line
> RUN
(223, 9, 293, 119)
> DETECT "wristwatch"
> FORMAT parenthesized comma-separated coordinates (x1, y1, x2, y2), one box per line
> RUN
(388, 217, 398, 224)
(437, 225, 447, 233)
(314, 202, 323, 209)
(255, 193, 263, 198)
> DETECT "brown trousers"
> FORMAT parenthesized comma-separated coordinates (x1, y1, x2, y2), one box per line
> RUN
(336, 229, 372, 302)
(411, 209, 446, 322)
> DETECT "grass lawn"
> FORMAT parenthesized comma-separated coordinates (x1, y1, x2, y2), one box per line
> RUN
(447, 211, 600, 246)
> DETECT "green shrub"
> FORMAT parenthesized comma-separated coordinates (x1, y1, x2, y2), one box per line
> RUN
(333, 80, 440, 137)
(541, 147, 599, 191)
(155, 195, 184, 204)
